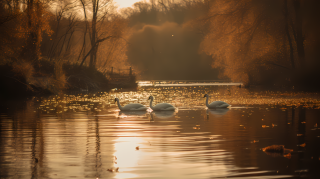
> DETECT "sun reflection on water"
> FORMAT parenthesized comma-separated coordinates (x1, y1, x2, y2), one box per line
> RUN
(113, 137, 144, 169)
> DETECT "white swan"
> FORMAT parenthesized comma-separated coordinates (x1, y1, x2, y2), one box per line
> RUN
(148, 96, 175, 111)
(115, 98, 148, 111)
(204, 94, 230, 108)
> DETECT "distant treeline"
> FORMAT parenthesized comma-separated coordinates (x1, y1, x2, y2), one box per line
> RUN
(125, 0, 320, 90)
(1, 0, 320, 93)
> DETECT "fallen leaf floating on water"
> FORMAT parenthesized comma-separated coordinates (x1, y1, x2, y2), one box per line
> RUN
(315, 123, 318, 127)
(299, 143, 306, 147)
(107, 167, 119, 172)
(301, 121, 306, 124)
(262, 145, 293, 158)
(297, 134, 303, 136)
(136, 146, 139, 150)
(283, 153, 292, 159)
(262, 145, 286, 153)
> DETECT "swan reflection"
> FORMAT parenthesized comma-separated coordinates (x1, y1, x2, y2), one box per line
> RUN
(149, 111, 176, 121)
(206, 108, 230, 119)
(118, 111, 147, 117)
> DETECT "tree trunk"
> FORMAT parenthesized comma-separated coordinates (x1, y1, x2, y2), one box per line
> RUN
(89, 2, 97, 69)
(292, 0, 305, 65)
(24, 0, 39, 62)
(284, 0, 295, 69)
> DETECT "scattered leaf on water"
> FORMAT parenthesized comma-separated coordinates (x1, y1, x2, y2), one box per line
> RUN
(283, 153, 291, 159)
(262, 145, 284, 153)
(299, 143, 306, 147)
(107, 167, 119, 172)
(262, 145, 293, 158)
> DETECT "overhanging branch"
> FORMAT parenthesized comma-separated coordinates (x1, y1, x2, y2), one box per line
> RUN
(79, 36, 114, 67)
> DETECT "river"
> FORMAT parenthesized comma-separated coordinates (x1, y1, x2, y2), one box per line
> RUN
(1, 82, 320, 179)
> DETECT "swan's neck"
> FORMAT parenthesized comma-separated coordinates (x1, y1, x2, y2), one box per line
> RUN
(149, 98, 154, 110)
(206, 96, 209, 107)
(116, 100, 124, 110)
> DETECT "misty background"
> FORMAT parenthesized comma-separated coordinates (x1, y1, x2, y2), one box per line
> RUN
(124, 0, 218, 80)
(127, 22, 217, 80)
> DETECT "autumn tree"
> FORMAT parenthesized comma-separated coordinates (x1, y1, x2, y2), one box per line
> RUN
(43, 0, 78, 61)
(194, 0, 315, 86)
(0, 0, 22, 63)
(19, 0, 53, 62)
(78, 0, 127, 70)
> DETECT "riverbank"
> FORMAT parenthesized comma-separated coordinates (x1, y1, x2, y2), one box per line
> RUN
(0, 61, 137, 99)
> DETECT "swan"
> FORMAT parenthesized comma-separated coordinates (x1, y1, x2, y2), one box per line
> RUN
(204, 94, 230, 108)
(148, 96, 175, 111)
(115, 98, 148, 111)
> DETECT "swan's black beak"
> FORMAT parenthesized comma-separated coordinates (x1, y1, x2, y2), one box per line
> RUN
(203, 95, 206, 98)
(114, 98, 117, 103)
(148, 96, 151, 100)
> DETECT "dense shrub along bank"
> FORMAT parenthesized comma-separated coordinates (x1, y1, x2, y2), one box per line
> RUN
(0, 60, 111, 98)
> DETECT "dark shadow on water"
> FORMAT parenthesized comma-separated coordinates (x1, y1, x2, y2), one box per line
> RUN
(152, 111, 175, 118)
(206, 108, 230, 120)
(118, 111, 147, 117)
(149, 111, 176, 122)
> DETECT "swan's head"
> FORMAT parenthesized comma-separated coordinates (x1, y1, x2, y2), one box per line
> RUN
(148, 96, 154, 100)
(203, 94, 208, 98)
(114, 98, 119, 103)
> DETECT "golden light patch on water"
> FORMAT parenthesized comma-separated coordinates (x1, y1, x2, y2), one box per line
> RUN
(33, 86, 320, 115)
(113, 137, 144, 168)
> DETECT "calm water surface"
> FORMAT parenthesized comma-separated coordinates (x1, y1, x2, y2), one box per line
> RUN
(1, 84, 320, 179)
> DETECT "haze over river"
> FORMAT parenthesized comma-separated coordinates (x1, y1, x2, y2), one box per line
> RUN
(1, 82, 320, 179)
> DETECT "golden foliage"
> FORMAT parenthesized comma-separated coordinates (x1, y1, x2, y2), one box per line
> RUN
(20, 0, 53, 59)
(193, 0, 292, 84)
(0, 0, 53, 62)
(96, 17, 131, 71)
